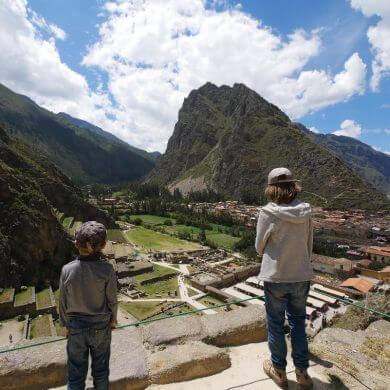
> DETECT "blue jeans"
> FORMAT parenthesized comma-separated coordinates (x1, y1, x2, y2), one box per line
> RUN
(264, 281, 310, 372)
(67, 316, 111, 390)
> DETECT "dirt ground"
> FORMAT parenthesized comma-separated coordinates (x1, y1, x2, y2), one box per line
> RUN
(0, 318, 24, 347)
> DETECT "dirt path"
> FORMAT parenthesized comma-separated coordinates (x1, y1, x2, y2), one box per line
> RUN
(0, 319, 24, 347)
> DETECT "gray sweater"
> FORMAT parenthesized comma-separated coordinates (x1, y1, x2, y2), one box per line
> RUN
(59, 254, 118, 327)
(255, 199, 314, 283)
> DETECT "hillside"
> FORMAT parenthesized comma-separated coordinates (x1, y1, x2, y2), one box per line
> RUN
(297, 124, 390, 195)
(148, 82, 388, 210)
(0, 125, 115, 287)
(56, 112, 157, 162)
(0, 83, 155, 184)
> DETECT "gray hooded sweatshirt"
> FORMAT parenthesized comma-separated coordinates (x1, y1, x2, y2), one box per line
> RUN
(255, 199, 314, 283)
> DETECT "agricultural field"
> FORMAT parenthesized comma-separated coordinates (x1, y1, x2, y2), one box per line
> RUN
(196, 295, 225, 311)
(130, 214, 176, 226)
(14, 288, 33, 306)
(36, 288, 52, 309)
(30, 315, 52, 339)
(126, 227, 202, 251)
(113, 243, 134, 258)
(107, 229, 128, 244)
(0, 288, 13, 303)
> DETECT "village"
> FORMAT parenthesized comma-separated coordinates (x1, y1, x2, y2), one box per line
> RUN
(1, 194, 389, 349)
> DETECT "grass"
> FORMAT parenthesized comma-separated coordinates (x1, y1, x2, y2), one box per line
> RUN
(36, 288, 52, 309)
(120, 301, 170, 320)
(113, 243, 134, 258)
(14, 287, 33, 306)
(130, 214, 176, 226)
(30, 315, 52, 339)
(126, 227, 201, 251)
(132, 264, 177, 283)
(206, 232, 241, 250)
(139, 277, 179, 298)
(107, 229, 128, 243)
(151, 303, 201, 319)
(0, 288, 13, 303)
(62, 216, 74, 230)
(197, 295, 225, 309)
(187, 287, 200, 297)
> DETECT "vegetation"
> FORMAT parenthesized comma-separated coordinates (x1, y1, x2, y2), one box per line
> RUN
(120, 301, 174, 320)
(107, 229, 128, 244)
(137, 277, 179, 298)
(331, 293, 389, 331)
(14, 288, 33, 306)
(126, 227, 201, 251)
(197, 295, 225, 309)
(0, 288, 13, 303)
(36, 288, 52, 309)
(187, 286, 200, 297)
(29, 315, 52, 339)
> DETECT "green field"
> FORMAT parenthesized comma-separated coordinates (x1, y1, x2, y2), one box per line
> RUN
(132, 264, 177, 283)
(139, 277, 179, 298)
(120, 301, 170, 320)
(130, 214, 175, 226)
(187, 286, 200, 297)
(62, 216, 74, 230)
(36, 288, 52, 309)
(107, 229, 128, 243)
(14, 288, 33, 306)
(30, 315, 52, 339)
(197, 295, 225, 310)
(0, 288, 13, 303)
(113, 243, 134, 258)
(126, 227, 202, 251)
(54, 320, 66, 337)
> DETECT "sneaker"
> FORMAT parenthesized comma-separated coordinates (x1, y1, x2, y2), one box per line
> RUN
(263, 359, 288, 389)
(295, 368, 313, 389)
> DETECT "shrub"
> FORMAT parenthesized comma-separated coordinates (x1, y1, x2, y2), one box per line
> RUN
(132, 217, 143, 226)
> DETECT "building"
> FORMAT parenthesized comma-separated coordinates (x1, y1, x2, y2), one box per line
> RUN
(363, 246, 390, 264)
(311, 254, 353, 275)
(340, 278, 375, 294)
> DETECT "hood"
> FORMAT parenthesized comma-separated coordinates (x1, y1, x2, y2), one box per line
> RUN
(262, 199, 311, 224)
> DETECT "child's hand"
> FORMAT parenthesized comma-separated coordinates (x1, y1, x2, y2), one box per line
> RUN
(111, 320, 118, 329)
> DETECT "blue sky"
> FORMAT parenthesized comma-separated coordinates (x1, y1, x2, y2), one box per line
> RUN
(0, 0, 389, 153)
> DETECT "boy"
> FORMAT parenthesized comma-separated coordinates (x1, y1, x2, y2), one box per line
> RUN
(59, 221, 118, 390)
(256, 168, 314, 389)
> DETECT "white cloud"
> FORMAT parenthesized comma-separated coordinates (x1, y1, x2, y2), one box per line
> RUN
(350, 0, 390, 90)
(81, 0, 367, 151)
(28, 8, 67, 40)
(333, 119, 362, 139)
(48, 24, 67, 40)
(309, 126, 320, 134)
(372, 146, 390, 155)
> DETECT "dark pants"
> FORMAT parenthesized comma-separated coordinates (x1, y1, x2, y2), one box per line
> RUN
(67, 317, 111, 390)
(264, 281, 310, 372)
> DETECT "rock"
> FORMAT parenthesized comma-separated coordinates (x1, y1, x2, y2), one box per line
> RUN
(149, 341, 231, 384)
(310, 320, 390, 389)
(201, 305, 267, 346)
(88, 328, 150, 390)
(142, 316, 202, 346)
(0, 338, 67, 390)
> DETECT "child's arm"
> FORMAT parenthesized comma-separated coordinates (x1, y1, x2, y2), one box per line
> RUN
(106, 266, 118, 327)
(58, 269, 68, 330)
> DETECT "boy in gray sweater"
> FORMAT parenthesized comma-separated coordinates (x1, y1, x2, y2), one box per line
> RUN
(59, 221, 118, 390)
(256, 168, 313, 390)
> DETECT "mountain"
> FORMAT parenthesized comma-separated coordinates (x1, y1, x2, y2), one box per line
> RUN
(297, 124, 390, 195)
(0, 125, 115, 287)
(148, 82, 389, 210)
(56, 112, 157, 162)
(0, 83, 155, 184)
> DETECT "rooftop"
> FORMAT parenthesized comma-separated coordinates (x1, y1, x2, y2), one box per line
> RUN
(340, 278, 375, 294)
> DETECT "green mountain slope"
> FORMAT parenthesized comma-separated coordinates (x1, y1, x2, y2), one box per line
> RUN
(148, 83, 388, 210)
(0, 83, 155, 184)
(56, 112, 157, 162)
(0, 125, 115, 287)
(297, 124, 390, 195)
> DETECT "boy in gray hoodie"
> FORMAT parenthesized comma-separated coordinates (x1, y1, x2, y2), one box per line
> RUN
(59, 221, 118, 390)
(256, 168, 313, 390)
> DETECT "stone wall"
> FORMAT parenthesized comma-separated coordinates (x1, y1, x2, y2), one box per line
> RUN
(0, 305, 267, 390)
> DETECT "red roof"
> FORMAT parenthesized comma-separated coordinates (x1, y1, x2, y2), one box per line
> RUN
(340, 278, 375, 294)
(364, 246, 390, 257)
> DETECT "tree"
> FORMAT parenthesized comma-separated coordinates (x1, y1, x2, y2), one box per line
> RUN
(198, 229, 207, 243)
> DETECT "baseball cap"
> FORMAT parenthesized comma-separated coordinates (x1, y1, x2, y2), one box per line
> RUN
(267, 167, 300, 185)
(75, 221, 107, 249)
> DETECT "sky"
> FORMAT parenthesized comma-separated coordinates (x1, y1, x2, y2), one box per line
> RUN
(0, 0, 389, 154)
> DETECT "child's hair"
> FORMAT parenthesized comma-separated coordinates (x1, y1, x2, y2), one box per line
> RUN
(74, 221, 107, 256)
(265, 181, 302, 204)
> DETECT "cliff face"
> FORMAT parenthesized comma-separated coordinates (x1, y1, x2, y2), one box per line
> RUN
(148, 83, 388, 210)
(0, 126, 114, 287)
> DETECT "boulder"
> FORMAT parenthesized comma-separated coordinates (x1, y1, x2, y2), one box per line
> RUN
(201, 305, 267, 346)
(149, 341, 231, 384)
